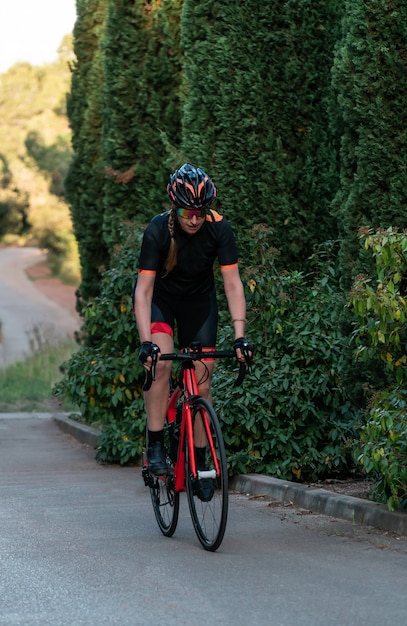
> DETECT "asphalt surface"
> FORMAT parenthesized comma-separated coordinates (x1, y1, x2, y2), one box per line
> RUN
(54, 412, 407, 537)
(2, 412, 407, 626)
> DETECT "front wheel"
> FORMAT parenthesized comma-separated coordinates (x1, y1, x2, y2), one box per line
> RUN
(185, 398, 228, 551)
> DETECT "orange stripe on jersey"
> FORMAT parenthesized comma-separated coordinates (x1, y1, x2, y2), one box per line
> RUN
(138, 269, 156, 275)
(220, 262, 238, 271)
(206, 209, 223, 222)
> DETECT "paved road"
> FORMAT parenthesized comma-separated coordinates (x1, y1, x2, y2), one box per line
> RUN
(1, 414, 406, 626)
(0, 247, 79, 366)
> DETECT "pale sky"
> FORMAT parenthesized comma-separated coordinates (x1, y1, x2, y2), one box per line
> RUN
(0, 1, 77, 74)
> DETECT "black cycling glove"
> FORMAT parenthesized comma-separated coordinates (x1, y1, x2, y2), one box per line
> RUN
(233, 337, 254, 359)
(138, 341, 160, 366)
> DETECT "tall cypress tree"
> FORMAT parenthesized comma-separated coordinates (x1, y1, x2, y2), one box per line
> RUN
(332, 0, 407, 287)
(180, 0, 342, 267)
(101, 0, 183, 250)
(66, 0, 109, 302)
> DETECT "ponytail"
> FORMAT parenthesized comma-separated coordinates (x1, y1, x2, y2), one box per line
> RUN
(163, 208, 177, 276)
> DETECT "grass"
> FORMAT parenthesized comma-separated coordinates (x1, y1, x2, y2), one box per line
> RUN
(0, 331, 79, 412)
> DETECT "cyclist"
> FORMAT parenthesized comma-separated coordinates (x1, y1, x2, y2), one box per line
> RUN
(133, 163, 252, 478)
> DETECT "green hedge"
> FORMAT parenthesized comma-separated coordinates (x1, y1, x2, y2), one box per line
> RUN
(181, 0, 341, 267)
(214, 228, 358, 481)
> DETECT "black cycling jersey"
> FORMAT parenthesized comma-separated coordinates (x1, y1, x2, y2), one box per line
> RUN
(138, 209, 238, 299)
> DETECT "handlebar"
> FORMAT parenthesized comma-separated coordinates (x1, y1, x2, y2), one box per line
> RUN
(142, 345, 253, 392)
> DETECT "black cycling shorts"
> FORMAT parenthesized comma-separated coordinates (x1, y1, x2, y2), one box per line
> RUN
(151, 288, 218, 349)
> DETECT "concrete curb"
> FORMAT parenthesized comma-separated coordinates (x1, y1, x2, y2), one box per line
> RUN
(53, 414, 407, 538)
(230, 474, 407, 537)
(53, 414, 100, 449)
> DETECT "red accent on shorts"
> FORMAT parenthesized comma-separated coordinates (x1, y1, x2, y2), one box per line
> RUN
(151, 321, 173, 336)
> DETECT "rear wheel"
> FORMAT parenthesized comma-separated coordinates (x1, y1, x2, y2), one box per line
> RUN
(185, 398, 228, 551)
(149, 472, 179, 536)
(145, 425, 179, 537)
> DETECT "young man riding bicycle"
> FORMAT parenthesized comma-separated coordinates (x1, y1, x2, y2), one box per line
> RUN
(133, 163, 252, 477)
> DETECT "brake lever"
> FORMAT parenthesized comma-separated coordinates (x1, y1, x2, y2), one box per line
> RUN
(234, 361, 246, 387)
(142, 345, 160, 392)
(233, 342, 253, 386)
(244, 350, 253, 375)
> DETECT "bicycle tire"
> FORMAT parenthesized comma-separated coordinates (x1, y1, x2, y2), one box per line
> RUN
(185, 398, 228, 551)
(147, 425, 180, 537)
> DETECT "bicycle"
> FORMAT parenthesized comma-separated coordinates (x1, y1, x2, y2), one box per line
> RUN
(141, 341, 251, 551)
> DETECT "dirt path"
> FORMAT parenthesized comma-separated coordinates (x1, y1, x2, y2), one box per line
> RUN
(25, 260, 79, 319)
(0, 247, 81, 366)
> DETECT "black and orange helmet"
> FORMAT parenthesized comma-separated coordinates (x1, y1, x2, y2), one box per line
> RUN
(167, 163, 216, 209)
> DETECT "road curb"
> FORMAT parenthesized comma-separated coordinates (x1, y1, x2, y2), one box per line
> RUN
(53, 414, 100, 449)
(53, 414, 407, 537)
(230, 474, 407, 537)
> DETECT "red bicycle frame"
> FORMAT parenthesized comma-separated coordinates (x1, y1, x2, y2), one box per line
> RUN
(166, 361, 221, 493)
(143, 344, 250, 491)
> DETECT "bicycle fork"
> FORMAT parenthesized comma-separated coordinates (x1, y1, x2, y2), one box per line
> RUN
(175, 399, 218, 493)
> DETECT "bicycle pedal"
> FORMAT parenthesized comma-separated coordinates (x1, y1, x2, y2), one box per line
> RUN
(141, 465, 154, 488)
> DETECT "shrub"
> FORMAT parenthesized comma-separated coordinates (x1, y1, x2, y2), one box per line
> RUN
(53, 223, 146, 464)
(348, 227, 407, 386)
(214, 227, 359, 481)
(349, 227, 407, 509)
(355, 387, 407, 510)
